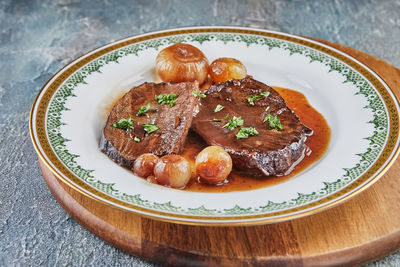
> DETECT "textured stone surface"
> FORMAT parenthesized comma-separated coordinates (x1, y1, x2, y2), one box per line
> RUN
(0, 0, 399, 266)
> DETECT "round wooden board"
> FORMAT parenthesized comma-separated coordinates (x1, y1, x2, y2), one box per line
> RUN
(38, 39, 400, 267)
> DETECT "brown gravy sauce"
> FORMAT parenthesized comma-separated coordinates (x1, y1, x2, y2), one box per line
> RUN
(181, 86, 331, 192)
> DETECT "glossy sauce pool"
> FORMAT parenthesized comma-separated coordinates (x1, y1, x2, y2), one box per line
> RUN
(181, 86, 331, 192)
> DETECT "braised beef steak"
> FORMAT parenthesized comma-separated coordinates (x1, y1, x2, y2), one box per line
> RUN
(192, 77, 313, 176)
(100, 81, 199, 168)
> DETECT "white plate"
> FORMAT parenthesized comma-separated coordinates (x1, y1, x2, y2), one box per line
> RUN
(30, 27, 400, 225)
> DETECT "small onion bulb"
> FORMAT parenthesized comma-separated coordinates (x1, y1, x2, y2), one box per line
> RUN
(156, 43, 209, 84)
(209, 57, 247, 83)
(195, 146, 233, 184)
(154, 155, 192, 189)
(133, 153, 160, 178)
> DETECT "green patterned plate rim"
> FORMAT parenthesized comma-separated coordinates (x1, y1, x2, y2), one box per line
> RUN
(30, 27, 400, 225)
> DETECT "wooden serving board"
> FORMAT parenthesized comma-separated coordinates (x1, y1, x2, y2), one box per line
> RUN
(38, 39, 400, 266)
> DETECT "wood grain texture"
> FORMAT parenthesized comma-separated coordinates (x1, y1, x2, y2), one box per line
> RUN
(38, 39, 400, 266)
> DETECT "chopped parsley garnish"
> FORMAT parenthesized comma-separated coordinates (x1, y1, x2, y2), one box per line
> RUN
(214, 104, 224, 113)
(143, 123, 160, 134)
(264, 114, 283, 130)
(261, 91, 270, 97)
(136, 102, 151, 116)
(133, 136, 141, 142)
(236, 127, 259, 139)
(213, 113, 229, 122)
(247, 91, 270, 106)
(111, 116, 134, 131)
(192, 91, 206, 98)
(223, 116, 244, 130)
(247, 94, 261, 106)
(156, 93, 178, 107)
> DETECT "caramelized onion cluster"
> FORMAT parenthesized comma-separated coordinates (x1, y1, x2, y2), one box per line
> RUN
(156, 44, 247, 85)
(133, 145, 233, 189)
(133, 154, 192, 189)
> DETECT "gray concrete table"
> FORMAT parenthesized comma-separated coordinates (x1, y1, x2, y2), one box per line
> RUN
(1, 0, 399, 266)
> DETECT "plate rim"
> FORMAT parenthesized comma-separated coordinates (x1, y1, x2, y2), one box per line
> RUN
(30, 26, 400, 226)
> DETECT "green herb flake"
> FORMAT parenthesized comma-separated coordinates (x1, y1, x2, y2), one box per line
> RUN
(263, 114, 283, 130)
(136, 102, 151, 116)
(236, 127, 259, 139)
(156, 93, 179, 107)
(133, 136, 141, 142)
(247, 94, 261, 106)
(111, 116, 134, 131)
(214, 104, 224, 113)
(213, 113, 229, 122)
(261, 91, 270, 97)
(143, 123, 160, 134)
(192, 91, 206, 98)
(223, 116, 244, 130)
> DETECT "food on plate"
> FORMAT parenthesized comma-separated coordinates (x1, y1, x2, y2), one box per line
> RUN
(156, 43, 209, 84)
(209, 57, 247, 83)
(191, 77, 313, 176)
(195, 146, 233, 184)
(100, 81, 200, 169)
(154, 155, 191, 188)
(133, 153, 160, 177)
(100, 43, 320, 190)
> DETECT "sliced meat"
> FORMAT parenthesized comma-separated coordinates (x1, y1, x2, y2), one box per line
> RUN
(191, 77, 313, 176)
(100, 81, 199, 168)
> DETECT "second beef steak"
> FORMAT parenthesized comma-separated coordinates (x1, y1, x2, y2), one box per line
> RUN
(192, 77, 313, 176)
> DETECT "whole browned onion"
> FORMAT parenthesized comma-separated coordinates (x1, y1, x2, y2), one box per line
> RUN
(156, 43, 209, 84)
(195, 146, 232, 184)
(154, 155, 191, 189)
